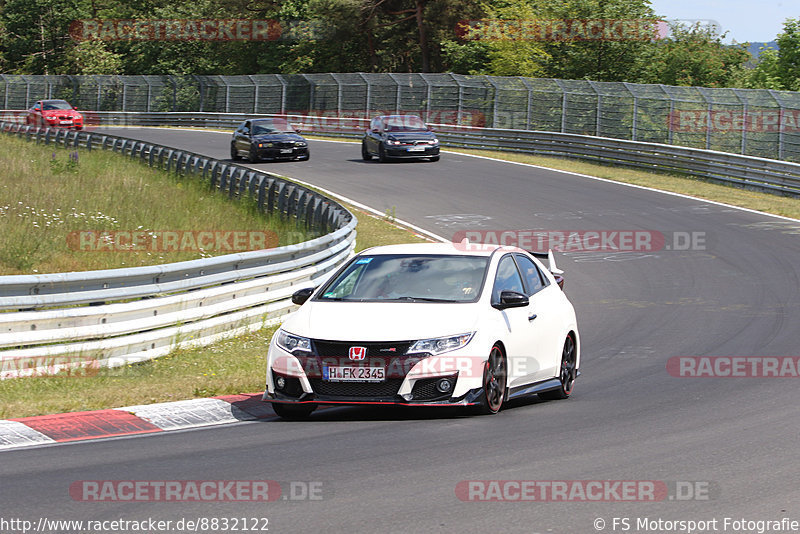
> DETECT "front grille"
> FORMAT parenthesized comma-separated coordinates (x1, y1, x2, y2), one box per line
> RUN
(309, 378, 404, 398)
(312, 340, 414, 358)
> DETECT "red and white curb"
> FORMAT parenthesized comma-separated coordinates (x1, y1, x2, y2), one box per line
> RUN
(0, 394, 275, 451)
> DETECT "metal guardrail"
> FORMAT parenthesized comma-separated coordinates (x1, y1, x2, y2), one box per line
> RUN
(433, 127, 800, 197)
(27, 110, 796, 196)
(0, 120, 356, 377)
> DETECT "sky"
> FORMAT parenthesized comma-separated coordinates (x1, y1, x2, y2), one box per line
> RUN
(648, 0, 795, 43)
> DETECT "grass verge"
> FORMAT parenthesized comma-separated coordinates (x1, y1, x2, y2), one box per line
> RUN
(0, 135, 311, 275)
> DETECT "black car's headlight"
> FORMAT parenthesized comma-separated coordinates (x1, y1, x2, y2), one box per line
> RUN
(276, 329, 312, 353)
(407, 332, 474, 356)
(386, 138, 402, 145)
(431, 138, 439, 144)
(295, 141, 307, 147)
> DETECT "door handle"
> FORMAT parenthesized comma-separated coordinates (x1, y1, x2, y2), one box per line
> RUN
(528, 314, 537, 322)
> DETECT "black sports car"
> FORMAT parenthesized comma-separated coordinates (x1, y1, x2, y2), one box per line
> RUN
(231, 118, 309, 162)
(362, 115, 440, 162)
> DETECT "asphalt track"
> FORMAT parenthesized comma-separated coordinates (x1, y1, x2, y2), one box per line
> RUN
(2, 127, 799, 533)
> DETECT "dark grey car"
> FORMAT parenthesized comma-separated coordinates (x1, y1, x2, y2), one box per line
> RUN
(231, 118, 309, 163)
(361, 115, 440, 162)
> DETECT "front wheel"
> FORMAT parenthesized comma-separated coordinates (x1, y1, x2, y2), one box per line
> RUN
(361, 142, 372, 161)
(272, 403, 317, 420)
(539, 334, 577, 400)
(428, 155, 440, 162)
(475, 345, 507, 415)
(230, 143, 240, 160)
(247, 145, 259, 163)
(378, 144, 388, 163)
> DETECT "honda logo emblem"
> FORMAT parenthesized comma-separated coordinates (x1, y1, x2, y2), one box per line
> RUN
(349, 346, 367, 361)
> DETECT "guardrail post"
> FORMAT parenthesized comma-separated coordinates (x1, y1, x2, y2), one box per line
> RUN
(228, 167, 239, 197)
(286, 185, 298, 220)
(257, 177, 269, 210)
(269, 181, 281, 215)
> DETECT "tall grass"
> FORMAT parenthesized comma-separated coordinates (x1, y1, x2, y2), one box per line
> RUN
(0, 136, 311, 275)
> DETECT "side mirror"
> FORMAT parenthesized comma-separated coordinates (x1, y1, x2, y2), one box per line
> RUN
(492, 290, 529, 310)
(554, 274, 565, 290)
(371, 128, 380, 133)
(291, 287, 315, 305)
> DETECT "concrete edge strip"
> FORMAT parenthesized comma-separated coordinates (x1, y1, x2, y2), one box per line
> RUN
(0, 394, 272, 451)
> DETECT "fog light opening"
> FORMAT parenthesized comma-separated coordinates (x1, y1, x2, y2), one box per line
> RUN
(275, 376, 286, 390)
(436, 378, 453, 394)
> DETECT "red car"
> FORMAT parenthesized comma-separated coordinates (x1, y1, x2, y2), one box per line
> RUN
(26, 100, 84, 130)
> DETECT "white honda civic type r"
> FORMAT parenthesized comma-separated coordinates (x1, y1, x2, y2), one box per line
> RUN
(263, 242, 580, 419)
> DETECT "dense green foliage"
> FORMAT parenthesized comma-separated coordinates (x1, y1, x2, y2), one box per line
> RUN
(0, 0, 797, 89)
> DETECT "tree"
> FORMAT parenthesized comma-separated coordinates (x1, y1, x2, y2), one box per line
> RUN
(64, 40, 123, 74)
(635, 22, 750, 87)
(541, 0, 659, 82)
(0, 0, 87, 74)
(441, 0, 549, 77)
(775, 18, 800, 91)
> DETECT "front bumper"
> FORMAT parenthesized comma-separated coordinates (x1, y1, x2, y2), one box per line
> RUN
(385, 145, 439, 158)
(264, 339, 485, 407)
(256, 146, 308, 160)
(263, 386, 484, 407)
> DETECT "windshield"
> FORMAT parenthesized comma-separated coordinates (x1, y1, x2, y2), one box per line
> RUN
(252, 119, 296, 135)
(318, 254, 488, 302)
(382, 116, 428, 132)
(42, 101, 72, 110)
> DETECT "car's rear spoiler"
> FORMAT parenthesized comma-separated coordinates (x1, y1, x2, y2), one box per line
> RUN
(530, 250, 565, 290)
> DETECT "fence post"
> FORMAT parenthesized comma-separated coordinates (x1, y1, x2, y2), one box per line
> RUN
(277, 75, 287, 114)
(768, 90, 786, 160)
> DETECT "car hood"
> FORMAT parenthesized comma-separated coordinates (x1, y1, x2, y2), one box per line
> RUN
(253, 133, 304, 142)
(385, 131, 436, 142)
(42, 110, 80, 116)
(282, 301, 479, 342)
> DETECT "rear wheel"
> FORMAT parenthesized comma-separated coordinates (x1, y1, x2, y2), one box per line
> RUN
(539, 334, 577, 400)
(361, 142, 372, 161)
(272, 403, 317, 420)
(476, 345, 507, 415)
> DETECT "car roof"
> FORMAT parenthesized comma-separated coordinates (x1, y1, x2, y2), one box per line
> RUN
(358, 242, 522, 257)
(376, 114, 423, 120)
(41, 99, 69, 103)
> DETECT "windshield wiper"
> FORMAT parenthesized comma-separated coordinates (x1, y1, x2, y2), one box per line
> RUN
(394, 296, 459, 303)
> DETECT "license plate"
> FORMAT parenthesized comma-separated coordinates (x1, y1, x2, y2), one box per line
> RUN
(408, 146, 425, 152)
(60, 120, 73, 125)
(323, 366, 385, 382)
(280, 148, 293, 154)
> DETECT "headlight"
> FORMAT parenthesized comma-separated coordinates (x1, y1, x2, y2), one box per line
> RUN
(407, 332, 474, 356)
(295, 141, 307, 146)
(276, 329, 312, 353)
(431, 138, 439, 144)
(386, 138, 401, 145)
